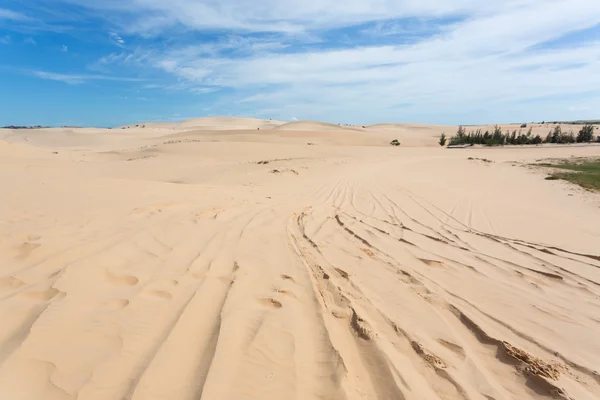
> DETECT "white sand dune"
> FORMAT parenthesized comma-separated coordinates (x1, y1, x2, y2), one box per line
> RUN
(180, 117, 285, 130)
(118, 117, 285, 132)
(275, 120, 364, 131)
(1, 119, 600, 400)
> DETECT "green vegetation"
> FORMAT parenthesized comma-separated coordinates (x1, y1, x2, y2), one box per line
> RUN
(390, 139, 401, 146)
(449, 125, 542, 146)
(439, 133, 447, 146)
(541, 158, 600, 191)
(577, 125, 594, 143)
(544, 125, 575, 144)
(448, 124, 596, 147)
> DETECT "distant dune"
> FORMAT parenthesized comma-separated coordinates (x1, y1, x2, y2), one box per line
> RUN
(179, 117, 285, 130)
(274, 121, 364, 131)
(117, 117, 285, 131)
(368, 123, 450, 130)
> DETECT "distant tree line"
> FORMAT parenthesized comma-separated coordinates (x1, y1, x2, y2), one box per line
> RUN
(2, 125, 45, 129)
(447, 124, 597, 146)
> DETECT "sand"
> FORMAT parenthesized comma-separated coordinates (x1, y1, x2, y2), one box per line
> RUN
(1, 118, 600, 400)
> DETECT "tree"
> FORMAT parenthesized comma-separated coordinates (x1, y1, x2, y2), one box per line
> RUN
(439, 133, 447, 146)
(551, 125, 562, 143)
(576, 125, 594, 143)
(531, 134, 543, 144)
(510, 130, 517, 145)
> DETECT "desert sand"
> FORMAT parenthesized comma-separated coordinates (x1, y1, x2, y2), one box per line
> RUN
(1, 118, 600, 400)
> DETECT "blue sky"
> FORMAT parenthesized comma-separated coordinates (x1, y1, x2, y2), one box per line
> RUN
(1, 0, 600, 127)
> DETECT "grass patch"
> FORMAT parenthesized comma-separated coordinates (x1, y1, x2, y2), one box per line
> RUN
(540, 158, 600, 191)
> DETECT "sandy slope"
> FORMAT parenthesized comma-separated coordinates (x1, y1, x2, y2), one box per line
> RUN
(117, 117, 285, 132)
(1, 120, 600, 400)
(275, 121, 365, 131)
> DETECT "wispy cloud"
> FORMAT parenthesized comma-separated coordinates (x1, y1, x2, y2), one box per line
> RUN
(0, 8, 31, 21)
(60, 44, 68, 52)
(109, 31, 125, 47)
(24, 37, 37, 45)
(30, 70, 145, 85)
(55, 0, 500, 35)
(0, 35, 10, 45)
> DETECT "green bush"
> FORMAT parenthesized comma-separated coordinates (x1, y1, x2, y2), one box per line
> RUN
(390, 139, 400, 146)
(577, 125, 594, 143)
(439, 133, 447, 146)
(448, 125, 544, 147)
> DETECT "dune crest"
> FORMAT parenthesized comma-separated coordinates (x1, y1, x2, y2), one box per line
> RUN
(274, 120, 364, 131)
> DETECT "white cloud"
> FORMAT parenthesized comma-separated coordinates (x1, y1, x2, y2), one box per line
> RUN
(61, 44, 68, 52)
(61, 0, 505, 34)
(24, 37, 37, 45)
(0, 8, 31, 21)
(0, 35, 10, 45)
(30, 70, 145, 85)
(109, 31, 125, 46)
(46, 0, 600, 122)
(112, 0, 599, 122)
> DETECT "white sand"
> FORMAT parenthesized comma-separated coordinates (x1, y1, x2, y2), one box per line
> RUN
(1, 118, 600, 400)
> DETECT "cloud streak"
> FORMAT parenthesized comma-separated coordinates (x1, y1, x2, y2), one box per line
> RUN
(30, 70, 145, 85)
(57, 0, 511, 35)
(0, 8, 31, 21)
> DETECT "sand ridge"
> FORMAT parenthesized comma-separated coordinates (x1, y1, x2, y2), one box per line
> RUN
(117, 117, 286, 131)
(1, 118, 600, 400)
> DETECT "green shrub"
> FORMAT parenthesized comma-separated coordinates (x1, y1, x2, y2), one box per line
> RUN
(448, 124, 544, 147)
(577, 125, 594, 143)
(439, 133, 447, 146)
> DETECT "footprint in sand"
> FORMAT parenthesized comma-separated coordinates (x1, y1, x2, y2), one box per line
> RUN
(102, 299, 130, 309)
(21, 288, 63, 301)
(0, 276, 27, 291)
(258, 298, 283, 309)
(280, 274, 295, 282)
(276, 288, 296, 298)
(106, 271, 139, 286)
(142, 289, 173, 300)
(15, 242, 41, 259)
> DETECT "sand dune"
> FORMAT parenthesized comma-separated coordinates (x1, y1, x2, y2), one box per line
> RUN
(118, 117, 285, 132)
(179, 117, 285, 130)
(1, 119, 600, 400)
(275, 120, 364, 131)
